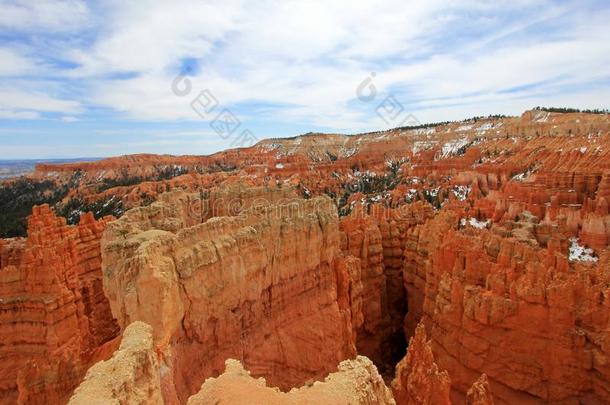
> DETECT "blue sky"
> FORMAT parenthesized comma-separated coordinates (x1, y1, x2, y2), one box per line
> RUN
(0, 0, 609, 159)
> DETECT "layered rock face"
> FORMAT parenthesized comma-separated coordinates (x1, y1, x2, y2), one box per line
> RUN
(340, 215, 389, 364)
(69, 321, 162, 405)
(391, 323, 452, 405)
(391, 322, 493, 405)
(467, 374, 494, 405)
(2, 109, 609, 404)
(338, 203, 434, 373)
(403, 211, 610, 403)
(188, 356, 395, 405)
(101, 185, 357, 401)
(0, 205, 119, 404)
(70, 321, 394, 405)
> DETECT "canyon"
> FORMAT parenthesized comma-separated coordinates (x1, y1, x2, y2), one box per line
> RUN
(0, 109, 609, 404)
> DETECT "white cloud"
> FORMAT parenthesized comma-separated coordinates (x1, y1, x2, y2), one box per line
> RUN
(0, 87, 82, 114)
(73, 1, 608, 124)
(0, 109, 40, 120)
(1, 0, 609, 135)
(0, 47, 40, 76)
(0, 0, 90, 32)
(60, 116, 79, 123)
(68, 0, 245, 76)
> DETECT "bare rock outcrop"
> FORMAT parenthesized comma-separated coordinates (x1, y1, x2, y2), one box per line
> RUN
(391, 323, 451, 405)
(69, 321, 162, 405)
(403, 210, 610, 403)
(101, 185, 357, 401)
(0, 205, 119, 404)
(187, 355, 395, 405)
(467, 374, 494, 405)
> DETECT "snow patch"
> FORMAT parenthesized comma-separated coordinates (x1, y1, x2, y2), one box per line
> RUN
(511, 167, 535, 182)
(534, 111, 550, 122)
(568, 238, 598, 262)
(413, 127, 435, 135)
(412, 140, 437, 154)
(427, 187, 439, 198)
(460, 217, 490, 229)
(477, 123, 493, 133)
(440, 137, 469, 158)
(452, 185, 471, 201)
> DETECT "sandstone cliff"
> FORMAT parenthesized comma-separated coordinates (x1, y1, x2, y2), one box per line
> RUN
(69, 321, 162, 405)
(403, 211, 610, 403)
(391, 322, 452, 405)
(2, 109, 609, 404)
(101, 185, 357, 402)
(0, 205, 119, 404)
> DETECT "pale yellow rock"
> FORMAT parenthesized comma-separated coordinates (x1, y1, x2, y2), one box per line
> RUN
(187, 355, 395, 405)
(69, 321, 162, 405)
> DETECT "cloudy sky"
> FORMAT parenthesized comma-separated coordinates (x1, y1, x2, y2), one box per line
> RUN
(0, 0, 609, 158)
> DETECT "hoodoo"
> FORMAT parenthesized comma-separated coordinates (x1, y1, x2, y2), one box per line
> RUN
(1, 109, 609, 404)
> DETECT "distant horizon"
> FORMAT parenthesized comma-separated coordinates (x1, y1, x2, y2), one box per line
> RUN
(0, 157, 103, 162)
(1, 105, 608, 160)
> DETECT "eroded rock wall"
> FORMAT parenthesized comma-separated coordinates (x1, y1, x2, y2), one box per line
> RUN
(101, 186, 357, 401)
(69, 321, 162, 405)
(403, 211, 610, 403)
(0, 205, 119, 404)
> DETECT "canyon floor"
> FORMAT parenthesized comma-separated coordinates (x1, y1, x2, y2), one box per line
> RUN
(1, 108, 609, 404)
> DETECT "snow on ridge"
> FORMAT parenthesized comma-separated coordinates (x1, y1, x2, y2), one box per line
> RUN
(413, 127, 435, 135)
(511, 167, 535, 182)
(412, 140, 437, 154)
(477, 123, 493, 132)
(261, 142, 281, 151)
(440, 137, 469, 158)
(340, 147, 358, 158)
(534, 111, 551, 122)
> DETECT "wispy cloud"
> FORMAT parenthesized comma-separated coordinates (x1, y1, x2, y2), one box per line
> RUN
(0, 0, 91, 32)
(0, 0, 609, 157)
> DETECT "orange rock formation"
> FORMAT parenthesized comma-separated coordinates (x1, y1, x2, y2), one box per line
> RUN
(467, 374, 494, 405)
(0, 205, 119, 404)
(2, 109, 609, 404)
(403, 211, 610, 403)
(391, 322, 452, 405)
(100, 186, 358, 402)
